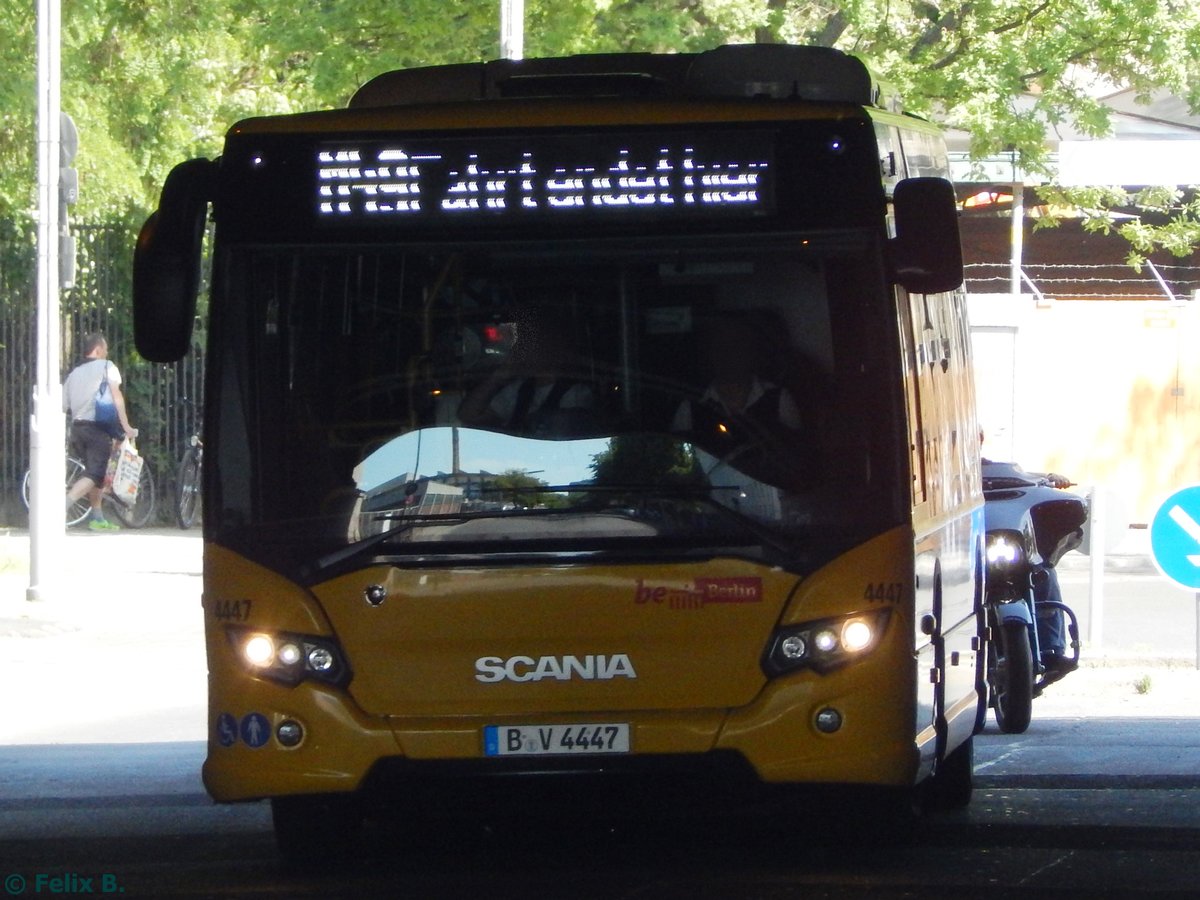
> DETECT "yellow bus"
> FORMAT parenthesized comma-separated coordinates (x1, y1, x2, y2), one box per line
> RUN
(134, 44, 984, 857)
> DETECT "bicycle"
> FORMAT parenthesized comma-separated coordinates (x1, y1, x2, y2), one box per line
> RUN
(176, 435, 202, 529)
(175, 398, 203, 529)
(21, 451, 157, 529)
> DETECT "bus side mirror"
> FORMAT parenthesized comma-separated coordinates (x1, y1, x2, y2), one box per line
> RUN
(889, 177, 963, 295)
(133, 158, 215, 363)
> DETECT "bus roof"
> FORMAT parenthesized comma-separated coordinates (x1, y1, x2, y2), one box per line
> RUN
(350, 45, 892, 112)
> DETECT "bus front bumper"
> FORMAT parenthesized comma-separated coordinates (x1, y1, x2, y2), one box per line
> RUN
(202, 660, 920, 804)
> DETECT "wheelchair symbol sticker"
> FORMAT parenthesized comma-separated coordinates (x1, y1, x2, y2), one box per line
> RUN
(216, 713, 238, 747)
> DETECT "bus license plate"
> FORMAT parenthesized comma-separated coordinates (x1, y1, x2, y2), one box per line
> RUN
(484, 723, 630, 757)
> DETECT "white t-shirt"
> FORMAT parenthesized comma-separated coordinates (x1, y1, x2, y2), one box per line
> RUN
(63, 358, 122, 422)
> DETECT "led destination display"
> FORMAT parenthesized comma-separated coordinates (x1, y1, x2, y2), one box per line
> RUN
(315, 131, 774, 225)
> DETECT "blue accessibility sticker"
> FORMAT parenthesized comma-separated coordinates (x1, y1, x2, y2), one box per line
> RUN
(216, 712, 238, 747)
(240, 712, 271, 748)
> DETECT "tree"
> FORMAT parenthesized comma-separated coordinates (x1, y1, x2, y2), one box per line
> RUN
(524, 1, 1200, 255)
(1035, 184, 1200, 267)
(0, 0, 500, 222)
(490, 468, 557, 508)
(591, 435, 701, 488)
(528, 0, 1200, 178)
(3, 1, 1199, 243)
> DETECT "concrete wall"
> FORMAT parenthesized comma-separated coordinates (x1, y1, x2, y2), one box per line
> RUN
(969, 294, 1200, 524)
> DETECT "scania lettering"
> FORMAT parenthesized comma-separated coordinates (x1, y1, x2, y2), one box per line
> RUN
(134, 44, 985, 862)
(474, 654, 638, 683)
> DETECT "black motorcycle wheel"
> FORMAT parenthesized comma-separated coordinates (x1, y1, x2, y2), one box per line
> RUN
(990, 619, 1034, 734)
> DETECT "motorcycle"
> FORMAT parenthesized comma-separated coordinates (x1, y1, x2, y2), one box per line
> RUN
(982, 460, 1088, 734)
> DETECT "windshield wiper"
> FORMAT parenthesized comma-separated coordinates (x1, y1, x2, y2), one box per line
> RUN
(302, 482, 798, 581)
(640, 483, 799, 560)
(306, 496, 606, 578)
(300, 511, 473, 579)
(533, 482, 799, 560)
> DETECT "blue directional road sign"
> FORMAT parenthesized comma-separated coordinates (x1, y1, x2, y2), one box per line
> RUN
(1150, 485, 1200, 590)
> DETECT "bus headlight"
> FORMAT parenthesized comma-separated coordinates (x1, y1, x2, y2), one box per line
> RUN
(229, 628, 351, 687)
(764, 610, 890, 676)
(277, 642, 303, 667)
(306, 646, 336, 673)
(243, 634, 275, 667)
(841, 618, 875, 652)
(779, 634, 807, 660)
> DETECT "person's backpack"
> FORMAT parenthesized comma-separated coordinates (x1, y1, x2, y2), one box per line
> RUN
(93, 364, 124, 439)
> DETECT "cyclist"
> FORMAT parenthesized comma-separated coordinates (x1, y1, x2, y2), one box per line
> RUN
(62, 333, 137, 530)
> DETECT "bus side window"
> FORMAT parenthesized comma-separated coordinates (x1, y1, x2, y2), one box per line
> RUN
(897, 127, 951, 180)
(874, 122, 902, 198)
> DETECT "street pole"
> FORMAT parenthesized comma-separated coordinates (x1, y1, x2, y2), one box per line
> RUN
(1009, 151, 1024, 298)
(28, 0, 66, 602)
(500, 0, 524, 60)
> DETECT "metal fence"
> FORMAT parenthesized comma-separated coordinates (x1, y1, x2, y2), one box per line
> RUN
(0, 220, 204, 527)
(965, 261, 1200, 302)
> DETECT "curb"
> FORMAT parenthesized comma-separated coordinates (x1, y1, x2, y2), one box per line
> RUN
(0, 616, 81, 639)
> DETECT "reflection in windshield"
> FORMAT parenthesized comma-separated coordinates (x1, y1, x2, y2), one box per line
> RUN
(348, 427, 791, 548)
(218, 234, 906, 570)
(354, 428, 607, 494)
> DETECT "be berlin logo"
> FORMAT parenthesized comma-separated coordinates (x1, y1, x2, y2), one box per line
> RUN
(4, 873, 124, 895)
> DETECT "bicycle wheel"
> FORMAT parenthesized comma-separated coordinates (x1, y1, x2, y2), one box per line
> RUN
(109, 462, 156, 528)
(22, 457, 92, 527)
(175, 446, 201, 529)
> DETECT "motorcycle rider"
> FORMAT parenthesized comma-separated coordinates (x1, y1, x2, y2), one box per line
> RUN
(980, 430, 1075, 679)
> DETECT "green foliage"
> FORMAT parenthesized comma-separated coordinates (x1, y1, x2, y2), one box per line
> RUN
(491, 468, 558, 508)
(2, 1, 1199, 246)
(0, 0, 501, 223)
(591, 435, 702, 487)
(1037, 184, 1200, 267)
(0, 1, 37, 218)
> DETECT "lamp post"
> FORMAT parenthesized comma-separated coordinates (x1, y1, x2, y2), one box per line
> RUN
(28, 0, 66, 602)
(1009, 148, 1024, 298)
(500, 0, 524, 60)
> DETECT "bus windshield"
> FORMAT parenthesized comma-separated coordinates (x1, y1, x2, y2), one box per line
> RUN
(213, 232, 905, 576)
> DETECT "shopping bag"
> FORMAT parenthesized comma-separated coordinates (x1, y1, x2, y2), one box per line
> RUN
(103, 441, 122, 489)
(111, 438, 143, 507)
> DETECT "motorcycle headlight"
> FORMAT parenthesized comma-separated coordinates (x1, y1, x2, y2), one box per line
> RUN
(764, 609, 890, 676)
(985, 533, 1025, 573)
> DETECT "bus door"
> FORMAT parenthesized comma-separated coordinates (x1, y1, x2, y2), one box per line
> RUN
(897, 282, 944, 772)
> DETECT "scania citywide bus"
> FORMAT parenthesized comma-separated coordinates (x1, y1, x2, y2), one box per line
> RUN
(133, 44, 985, 858)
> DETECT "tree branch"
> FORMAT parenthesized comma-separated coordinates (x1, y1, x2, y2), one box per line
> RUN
(992, 0, 1055, 36)
(755, 0, 789, 44)
(907, 3, 973, 62)
(812, 11, 850, 48)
